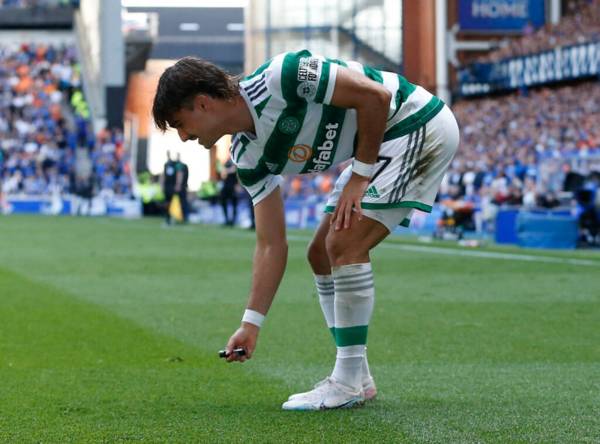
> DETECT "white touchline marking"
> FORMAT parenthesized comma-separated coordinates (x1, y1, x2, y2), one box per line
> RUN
(377, 243, 600, 267)
(284, 234, 600, 267)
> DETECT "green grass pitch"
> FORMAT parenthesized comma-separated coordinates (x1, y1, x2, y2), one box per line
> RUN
(1, 215, 599, 443)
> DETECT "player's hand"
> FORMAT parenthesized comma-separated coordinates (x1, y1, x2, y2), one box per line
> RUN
(331, 173, 369, 231)
(225, 323, 259, 363)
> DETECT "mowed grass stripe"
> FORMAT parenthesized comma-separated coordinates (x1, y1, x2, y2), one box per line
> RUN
(0, 266, 414, 442)
(0, 266, 204, 368)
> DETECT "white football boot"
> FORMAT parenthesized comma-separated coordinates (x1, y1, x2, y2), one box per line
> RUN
(288, 376, 377, 402)
(282, 377, 364, 411)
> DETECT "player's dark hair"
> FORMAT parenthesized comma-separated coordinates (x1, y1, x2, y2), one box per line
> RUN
(152, 57, 240, 132)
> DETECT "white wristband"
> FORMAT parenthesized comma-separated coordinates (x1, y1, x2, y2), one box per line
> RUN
(242, 309, 265, 328)
(352, 159, 375, 178)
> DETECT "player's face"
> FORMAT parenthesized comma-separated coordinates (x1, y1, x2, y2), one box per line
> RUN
(170, 95, 224, 149)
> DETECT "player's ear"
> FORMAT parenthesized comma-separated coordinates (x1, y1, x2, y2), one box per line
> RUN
(194, 94, 212, 111)
(191, 94, 203, 111)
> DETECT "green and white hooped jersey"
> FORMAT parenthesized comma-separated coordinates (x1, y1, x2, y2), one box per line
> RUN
(230, 50, 445, 204)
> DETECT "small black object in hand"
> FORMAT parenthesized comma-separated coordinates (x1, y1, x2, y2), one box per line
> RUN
(218, 347, 246, 358)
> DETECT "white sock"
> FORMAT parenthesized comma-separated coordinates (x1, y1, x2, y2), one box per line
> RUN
(331, 263, 375, 391)
(315, 273, 374, 386)
(314, 274, 335, 338)
(331, 345, 364, 391)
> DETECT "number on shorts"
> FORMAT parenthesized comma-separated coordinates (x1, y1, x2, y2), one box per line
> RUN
(369, 156, 392, 183)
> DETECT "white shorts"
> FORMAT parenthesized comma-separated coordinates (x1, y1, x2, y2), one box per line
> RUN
(325, 105, 460, 232)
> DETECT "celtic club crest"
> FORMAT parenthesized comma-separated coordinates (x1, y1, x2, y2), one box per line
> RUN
(278, 116, 300, 135)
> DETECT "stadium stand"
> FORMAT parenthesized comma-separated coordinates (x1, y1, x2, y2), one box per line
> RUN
(450, 81, 600, 203)
(442, 0, 600, 242)
(0, 42, 132, 199)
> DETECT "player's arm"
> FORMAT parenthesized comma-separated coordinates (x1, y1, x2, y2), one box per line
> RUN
(225, 186, 288, 362)
(246, 186, 288, 315)
(328, 66, 392, 230)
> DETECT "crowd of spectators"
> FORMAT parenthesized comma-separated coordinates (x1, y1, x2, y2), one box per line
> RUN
(443, 0, 600, 238)
(448, 80, 600, 206)
(0, 43, 132, 202)
(478, 0, 600, 63)
(438, 79, 600, 236)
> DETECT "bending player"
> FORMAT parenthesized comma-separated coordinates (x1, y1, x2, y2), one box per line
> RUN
(152, 51, 459, 410)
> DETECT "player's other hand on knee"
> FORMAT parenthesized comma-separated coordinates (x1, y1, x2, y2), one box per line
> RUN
(225, 323, 259, 363)
(332, 173, 369, 230)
